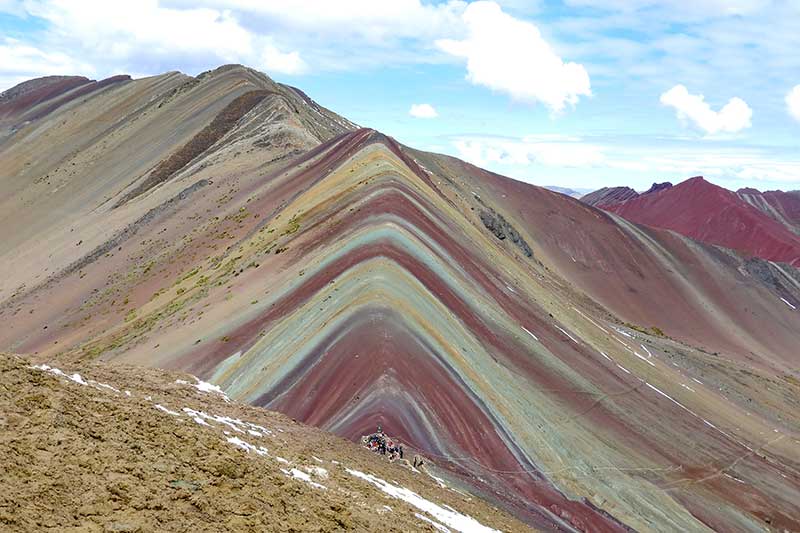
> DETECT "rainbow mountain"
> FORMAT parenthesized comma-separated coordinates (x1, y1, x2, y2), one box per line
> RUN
(2, 65, 799, 532)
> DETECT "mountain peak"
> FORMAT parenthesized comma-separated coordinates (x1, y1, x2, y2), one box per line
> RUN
(580, 185, 639, 207)
(643, 181, 672, 195)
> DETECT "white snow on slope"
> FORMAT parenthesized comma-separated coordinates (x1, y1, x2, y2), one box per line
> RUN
(613, 326, 633, 338)
(554, 324, 579, 344)
(183, 407, 271, 435)
(31, 364, 88, 386)
(572, 307, 609, 333)
(522, 327, 539, 341)
(227, 436, 269, 457)
(282, 467, 326, 489)
(346, 469, 500, 533)
(155, 404, 180, 416)
(417, 512, 452, 532)
(176, 377, 230, 401)
(633, 351, 656, 367)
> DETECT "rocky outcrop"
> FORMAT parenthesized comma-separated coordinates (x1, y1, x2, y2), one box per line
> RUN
(642, 181, 672, 195)
(580, 186, 639, 207)
(479, 209, 533, 257)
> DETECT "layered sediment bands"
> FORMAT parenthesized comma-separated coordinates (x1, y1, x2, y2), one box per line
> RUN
(0, 75, 90, 119)
(2, 68, 800, 532)
(738, 188, 800, 234)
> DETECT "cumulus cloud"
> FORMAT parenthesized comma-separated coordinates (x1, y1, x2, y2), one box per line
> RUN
(563, 0, 770, 19)
(0, 37, 92, 75)
(183, 0, 467, 43)
(260, 44, 307, 75)
(0, 0, 307, 85)
(436, 1, 591, 112)
(786, 85, 800, 122)
(449, 133, 800, 191)
(408, 103, 438, 118)
(452, 134, 605, 168)
(0, 37, 95, 91)
(660, 84, 752, 135)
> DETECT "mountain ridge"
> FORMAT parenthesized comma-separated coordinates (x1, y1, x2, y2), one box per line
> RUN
(2, 66, 800, 531)
(587, 176, 800, 266)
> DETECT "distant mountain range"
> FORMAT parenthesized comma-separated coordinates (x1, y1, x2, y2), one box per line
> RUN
(543, 185, 592, 198)
(581, 177, 800, 266)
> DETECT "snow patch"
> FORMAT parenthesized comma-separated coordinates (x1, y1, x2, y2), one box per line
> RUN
(346, 468, 500, 533)
(613, 326, 633, 338)
(89, 380, 120, 393)
(282, 467, 326, 489)
(554, 324, 579, 344)
(154, 404, 181, 416)
(522, 327, 539, 341)
(416, 513, 453, 532)
(182, 407, 271, 436)
(427, 472, 448, 488)
(226, 436, 269, 457)
(176, 377, 230, 401)
(304, 465, 329, 479)
(634, 351, 656, 367)
(723, 473, 746, 484)
(31, 364, 89, 387)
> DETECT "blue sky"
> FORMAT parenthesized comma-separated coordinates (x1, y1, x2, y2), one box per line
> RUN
(2, 0, 799, 192)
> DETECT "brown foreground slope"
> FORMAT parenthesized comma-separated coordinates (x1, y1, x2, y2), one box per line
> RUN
(0, 352, 526, 532)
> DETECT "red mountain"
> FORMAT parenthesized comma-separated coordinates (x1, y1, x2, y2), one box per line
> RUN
(603, 176, 800, 266)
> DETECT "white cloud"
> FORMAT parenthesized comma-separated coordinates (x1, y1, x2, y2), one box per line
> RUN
(0, 37, 95, 91)
(452, 134, 606, 168)
(260, 44, 307, 75)
(660, 84, 752, 135)
(183, 0, 467, 43)
(563, 0, 771, 19)
(786, 85, 800, 122)
(0, 0, 307, 83)
(25, 1, 254, 61)
(436, 1, 591, 112)
(409, 103, 438, 118)
(0, 37, 92, 76)
(0, 0, 25, 16)
(446, 132, 800, 191)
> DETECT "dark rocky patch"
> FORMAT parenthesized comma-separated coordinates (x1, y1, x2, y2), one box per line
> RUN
(643, 182, 672, 195)
(117, 90, 275, 206)
(479, 209, 533, 258)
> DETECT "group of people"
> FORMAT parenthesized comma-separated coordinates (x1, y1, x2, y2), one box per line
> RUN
(362, 425, 404, 461)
